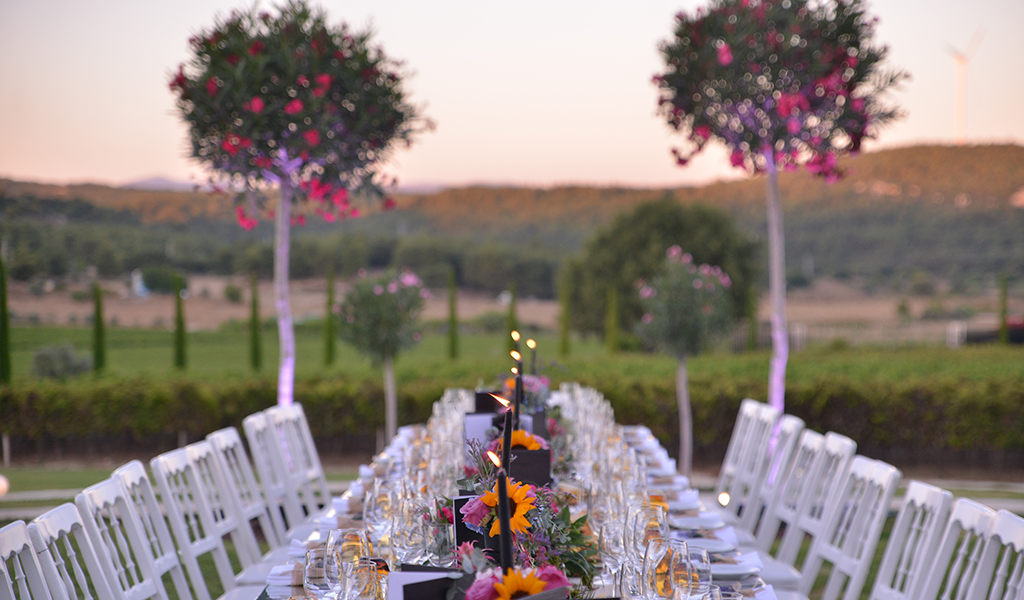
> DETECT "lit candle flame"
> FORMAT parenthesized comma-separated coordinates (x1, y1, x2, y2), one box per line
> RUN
(489, 393, 510, 408)
(510, 350, 521, 361)
(487, 450, 501, 468)
(511, 367, 519, 375)
(511, 331, 520, 342)
(526, 339, 536, 349)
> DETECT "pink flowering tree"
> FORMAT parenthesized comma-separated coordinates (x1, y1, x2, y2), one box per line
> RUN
(170, 1, 427, 406)
(655, 0, 905, 414)
(337, 269, 427, 443)
(635, 247, 735, 476)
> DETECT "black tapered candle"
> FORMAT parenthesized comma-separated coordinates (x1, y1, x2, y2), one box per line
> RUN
(496, 469, 513, 573)
(501, 405, 513, 473)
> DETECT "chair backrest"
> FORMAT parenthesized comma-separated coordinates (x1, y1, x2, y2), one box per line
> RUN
(264, 403, 331, 518)
(713, 399, 763, 503)
(721, 401, 782, 521)
(1, 520, 53, 600)
(797, 457, 902, 600)
(774, 431, 858, 566)
(206, 427, 287, 549)
(28, 503, 118, 600)
(917, 498, 997, 600)
(75, 478, 169, 600)
(753, 427, 824, 551)
(112, 461, 195, 600)
(972, 509, 1024, 600)
(242, 411, 307, 531)
(737, 413, 805, 534)
(149, 448, 244, 600)
(184, 440, 264, 565)
(869, 481, 953, 600)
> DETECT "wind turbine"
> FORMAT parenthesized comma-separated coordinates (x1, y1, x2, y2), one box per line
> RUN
(946, 27, 985, 145)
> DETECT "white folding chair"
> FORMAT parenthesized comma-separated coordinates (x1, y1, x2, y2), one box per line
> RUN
(719, 401, 782, 524)
(1, 520, 53, 600)
(75, 478, 170, 600)
(869, 481, 953, 600)
(916, 498, 997, 600)
(207, 426, 318, 545)
(754, 431, 858, 591)
(150, 448, 275, 592)
(264, 404, 332, 520)
(747, 428, 824, 552)
(28, 503, 118, 600)
(971, 509, 1024, 600)
(242, 411, 308, 532)
(711, 398, 763, 509)
(775, 458, 902, 600)
(736, 414, 805, 539)
(112, 461, 195, 600)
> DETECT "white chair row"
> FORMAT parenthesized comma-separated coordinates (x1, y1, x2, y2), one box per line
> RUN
(2, 402, 331, 600)
(712, 398, 1024, 600)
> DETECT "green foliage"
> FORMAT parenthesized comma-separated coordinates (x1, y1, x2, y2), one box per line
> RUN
(170, 0, 427, 214)
(324, 268, 336, 366)
(604, 286, 619, 354)
(563, 197, 758, 339)
(448, 268, 458, 361)
(31, 343, 92, 380)
(506, 283, 518, 352)
(174, 275, 186, 370)
(0, 255, 9, 384)
(337, 269, 425, 364)
(250, 275, 261, 372)
(999, 275, 1009, 345)
(92, 282, 105, 373)
(635, 250, 736, 358)
(558, 276, 571, 358)
(224, 283, 243, 304)
(144, 267, 185, 294)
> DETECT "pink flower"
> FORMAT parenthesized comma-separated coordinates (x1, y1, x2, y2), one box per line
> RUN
(536, 565, 570, 591)
(382, 198, 396, 210)
(666, 245, 683, 259)
(248, 40, 265, 56)
(459, 496, 491, 529)
(730, 150, 745, 168)
(777, 93, 810, 117)
(373, 285, 384, 295)
(244, 96, 265, 113)
(387, 281, 399, 294)
(465, 569, 501, 600)
(419, 289, 432, 299)
(330, 188, 349, 207)
(640, 286, 656, 299)
(642, 313, 653, 324)
(787, 118, 801, 135)
(322, 211, 336, 223)
(693, 124, 712, 141)
(303, 130, 320, 147)
(682, 252, 693, 264)
(284, 99, 303, 115)
(693, 279, 703, 289)
(313, 74, 331, 98)
(168, 66, 187, 92)
(205, 77, 220, 96)
(440, 506, 454, 524)
(717, 43, 733, 66)
(235, 206, 258, 230)
(400, 272, 422, 287)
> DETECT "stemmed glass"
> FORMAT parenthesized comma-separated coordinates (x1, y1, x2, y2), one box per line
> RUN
(599, 523, 627, 594)
(303, 548, 333, 599)
(683, 546, 712, 599)
(642, 537, 671, 599)
(362, 479, 393, 545)
(343, 558, 379, 600)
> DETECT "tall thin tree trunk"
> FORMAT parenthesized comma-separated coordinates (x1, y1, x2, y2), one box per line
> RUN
(383, 354, 397, 444)
(677, 355, 692, 477)
(275, 178, 295, 406)
(764, 149, 789, 413)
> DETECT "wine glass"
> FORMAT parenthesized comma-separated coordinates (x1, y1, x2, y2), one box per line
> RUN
(600, 523, 627, 594)
(685, 546, 712, 599)
(642, 537, 671, 599)
(363, 479, 393, 542)
(343, 558, 379, 600)
(303, 548, 333, 599)
(667, 539, 691, 600)
(327, 528, 370, 573)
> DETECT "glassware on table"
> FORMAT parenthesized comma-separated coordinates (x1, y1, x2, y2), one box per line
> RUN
(390, 496, 428, 567)
(599, 523, 627, 593)
(343, 558, 379, 600)
(642, 537, 671, 598)
(667, 539, 691, 600)
(326, 527, 370, 574)
(363, 479, 393, 542)
(303, 548, 333, 599)
(684, 546, 712, 599)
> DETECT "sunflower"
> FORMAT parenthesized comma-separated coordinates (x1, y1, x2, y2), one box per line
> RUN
(498, 429, 543, 451)
(493, 568, 547, 600)
(481, 477, 536, 537)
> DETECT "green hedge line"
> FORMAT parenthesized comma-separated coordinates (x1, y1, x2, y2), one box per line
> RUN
(3, 373, 1024, 466)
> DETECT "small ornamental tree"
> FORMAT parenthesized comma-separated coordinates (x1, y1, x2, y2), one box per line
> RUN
(337, 269, 427, 444)
(92, 282, 105, 374)
(655, 0, 905, 413)
(636, 246, 735, 476)
(170, 0, 427, 406)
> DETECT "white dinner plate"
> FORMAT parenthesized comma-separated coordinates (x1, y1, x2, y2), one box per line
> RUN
(670, 514, 726, 531)
(710, 563, 761, 580)
(682, 537, 736, 554)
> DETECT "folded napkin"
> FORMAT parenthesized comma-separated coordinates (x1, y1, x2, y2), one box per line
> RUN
(358, 464, 375, 479)
(667, 489, 700, 512)
(332, 495, 364, 515)
(288, 538, 324, 560)
(317, 514, 362, 535)
(266, 562, 303, 587)
(348, 481, 365, 498)
(265, 585, 301, 599)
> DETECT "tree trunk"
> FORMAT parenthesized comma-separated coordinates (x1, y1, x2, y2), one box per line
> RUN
(275, 178, 295, 406)
(677, 355, 692, 477)
(764, 149, 788, 413)
(383, 354, 397, 444)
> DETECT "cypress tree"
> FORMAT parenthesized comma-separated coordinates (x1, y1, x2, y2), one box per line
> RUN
(605, 286, 619, 354)
(0, 255, 10, 384)
(250, 275, 261, 372)
(999, 274, 1009, 345)
(448, 268, 459, 360)
(559, 277, 571, 358)
(324, 267, 335, 367)
(92, 281, 105, 374)
(174, 274, 186, 370)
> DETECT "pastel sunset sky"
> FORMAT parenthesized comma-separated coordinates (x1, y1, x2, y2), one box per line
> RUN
(1, 0, 1021, 189)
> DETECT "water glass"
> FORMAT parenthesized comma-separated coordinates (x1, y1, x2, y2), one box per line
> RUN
(685, 546, 712, 598)
(344, 558, 379, 600)
(303, 548, 333, 599)
(642, 537, 671, 598)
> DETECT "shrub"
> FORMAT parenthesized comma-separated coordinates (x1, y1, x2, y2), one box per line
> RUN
(31, 344, 92, 380)
(224, 283, 243, 304)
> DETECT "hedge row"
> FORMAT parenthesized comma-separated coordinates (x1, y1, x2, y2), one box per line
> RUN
(2, 374, 1024, 467)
